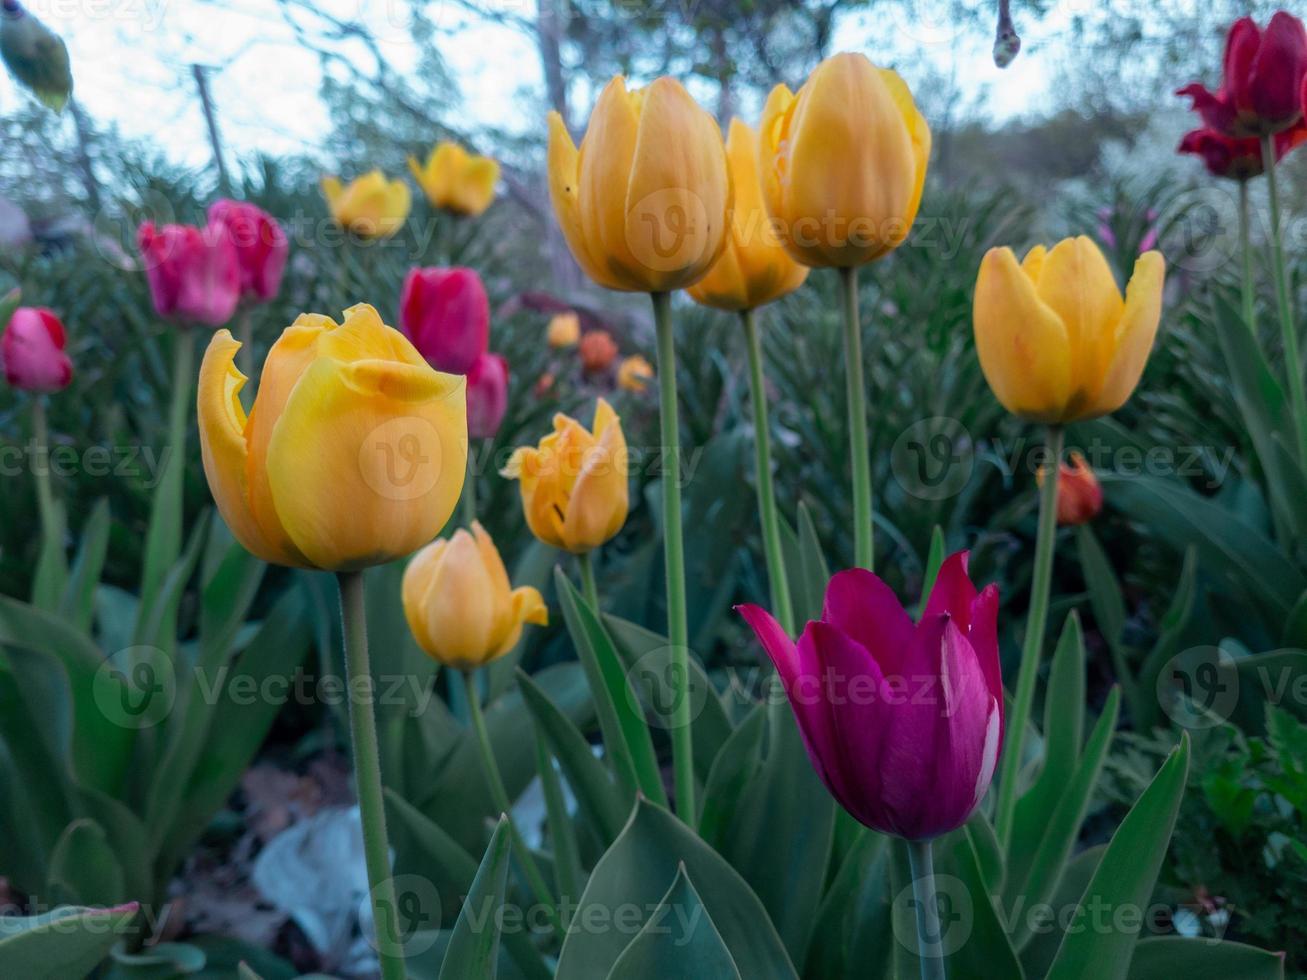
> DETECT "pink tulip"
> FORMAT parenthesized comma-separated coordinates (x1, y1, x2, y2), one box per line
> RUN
(137, 221, 240, 326)
(1, 306, 72, 392)
(466, 352, 509, 439)
(207, 199, 288, 303)
(738, 552, 1003, 840)
(398, 267, 489, 375)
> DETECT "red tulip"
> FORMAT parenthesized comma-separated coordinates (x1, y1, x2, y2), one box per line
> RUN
(1037, 451, 1104, 526)
(738, 552, 1002, 840)
(2, 306, 72, 392)
(398, 267, 489, 375)
(137, 221, 240, 327)
(207, 199, 288, 303)
(1177, 13, 1307, 138)
(1178, 121, 1307, 179)
(579, 329, 618, 374)
(466, 352, 509, 439)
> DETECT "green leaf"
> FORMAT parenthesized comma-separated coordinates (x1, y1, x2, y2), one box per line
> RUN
(917, 524, 947, 616)
(940, 831, 1025, 979)
(965, 809, 1004, 892)
(439, 817, 512, 980)
(1127, 937, 1284, 979)
(32, 498, 68, 613)
(804, 829, 891, 979)
(107, 940, 207, 977)
(1076, 526, 1139, 721)
(58, 498, 111, 633)
(46, 819, 126, 908)
(697, 704, 766, 847)
(1046, 734, 1191, 980)
(1285, 587, 1307, 649)
(555, 799, 797, 979)
(135, 509, 210, 652)
(1134, 547, 1198, 732)
(778, 504, 830, 625)
(0, 904, 138, 978)
(606, 866, 741, 979)
(554, 568, 665, 806)
(1019, 845, 1105, 977)
(535, 738, 583, 909)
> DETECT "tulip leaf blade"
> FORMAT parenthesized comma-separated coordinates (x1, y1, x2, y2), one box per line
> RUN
(941, 829, 1026, 980)
(31, 497, 68, 613)
(534, 737, 584, 912)
(604, 865, 741, 980)
(553, 568, 666, 807)
(1045, 733, 1191, 980)
(438, 816, 512, 980)
(1076, 526, 1141, 723)
(0, 904, 138, 979)
(697, 704, 766, 846)
(1125, 936, 1285, 980)
(1133, 546, 1198, 732)
(917, 524, 947, 616)
(45, 818, 125, 909)
(58, 498, 111, 634)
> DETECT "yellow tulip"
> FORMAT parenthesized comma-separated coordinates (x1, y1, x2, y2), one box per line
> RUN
(401, 521, 547, 669)
(408, 141, 500, 218)
(197, 303, 467, 571)
(617, 354, 654, 393)
(321, 170, 411, 239)
(547, 311, 580, 348)
(759, 52, 930, 268)
(973, 237, 1166, 423)
(501, 398, 628, 553)
(689, 119, 809, 311)
(547, 75, 732, 293)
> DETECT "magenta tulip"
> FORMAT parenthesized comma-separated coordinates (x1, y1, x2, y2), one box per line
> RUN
(2, 306, 72, 392)
(466, 352, 509, 439)
(137, 221, 240, 327)
(738, 552, 1003, 840)
(207, 199, 288, 303)
(399, 266, 489, 375)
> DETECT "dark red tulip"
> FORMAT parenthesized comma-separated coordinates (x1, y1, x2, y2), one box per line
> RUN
(1177, 121, 1307, 179)
(466, 352, 509, 439)
(1177, 13, 1307, 138)
(2, 306, 72, 392)
(207, 199, 288, 303)
(738, 552, 1002, 841)
(137, 221, 240, 326)
(399, 267, 489, 375)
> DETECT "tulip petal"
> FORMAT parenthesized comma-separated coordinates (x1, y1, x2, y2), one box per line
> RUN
(422, 530, 498, 666)
(402, 538, 448, 658)
(758, 83, 796, 230)
(495, 585, 549, 657)
(1081, 250, 1165, 419)
(563, 401, 628, 552)
(877, 68, 931, 246)
(820, 568, 915, 675)
(974, 246, 1073, 421)
(921, 551, 977, 626)
(968, 584, 1004, 718)
(197, 330, 304, 566)
(578, 77, 645, 289)
(265, 354, 467, 570)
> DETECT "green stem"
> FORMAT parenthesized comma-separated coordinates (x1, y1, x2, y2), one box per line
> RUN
(30, 396, 56, 536)
(907, 838, 947, 980)
(461, 670, 564, 941)
(578, 549, 600, 611)
(460, 441, 478, 527)
(651, 290, 695, 823)
(839, 266, 873, 570)
(236, 305, 255, 378)
(168, 330, 194, 465)
(336, 571, 406, 980)
(994, 425, 1063, 853)
(1262, 134, 1307, 463)
(742, 309, 794, 635)
(1239, 179, 1255, 334)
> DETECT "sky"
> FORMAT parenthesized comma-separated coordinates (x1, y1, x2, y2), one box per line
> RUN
(0, 0, 1089, 170)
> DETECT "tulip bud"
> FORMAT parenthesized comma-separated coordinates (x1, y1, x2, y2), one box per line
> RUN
(578, 330, 618, 374)
(534, 372, 555, 398)
(321, 171, 411, 239)
(738, 552, 1002, 840)
(137, 221, 241, 327)
(617, 354, 654, 393)
(196, 303, 467, 570)
(466, 352, 509, 439)
(2, 306, 72, 392)
(0, 0, 72, 113)
(547, 311, 580, 349)
(974, 236, 1165, 423)
(1177, 124, 1307, 180)
(399, 267, 490, 375)
(502, 398, 628, 554)
(408, 141, 500, 218)
(402, 522, 547, 670)
(207, 200, 289, 304)
(1038, 451, 1103, 526)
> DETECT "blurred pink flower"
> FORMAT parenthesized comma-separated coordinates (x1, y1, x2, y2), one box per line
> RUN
(207, 199, 288, 303)
(137, 221, 240, 326)
(2, 306, 72, 392)
(399, 266, 489, 375)
(466, 351, 509, 439)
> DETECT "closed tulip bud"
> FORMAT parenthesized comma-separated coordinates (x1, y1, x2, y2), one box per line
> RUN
(974, 236, 1165, 423)
(1178, 13, 1307, 139)
(547, 75, 731, 293)
(408, 141, 500, 217)
(759, 52, 930, 269)
(2, 306, 71, 392)
(1177, 123, 1307, 180)
(688, 119, 809, 311)
(402, 521, 547, 670)
(534, 371, 555, 398)
(617, 354, 654, 393)
(207, 200, 289, 303)
(399, 267, 489, 375)
(197, 303, 467, 571)
(137, 221, 241, 327)
(1037, 451, 1103, 526)
(0, 0, 72, 114)
(321, 170, 411, 239)
(547, 311, 580, 348)
(578, 329, 618, 374)
(501, 398, 628, 553)
(738, 553, 1002, 840)
(466, 352, 509, 439)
